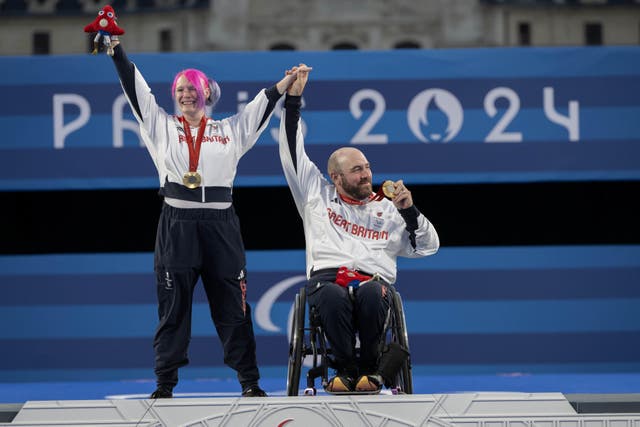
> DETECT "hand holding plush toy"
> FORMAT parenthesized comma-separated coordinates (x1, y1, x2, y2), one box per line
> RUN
(84, 5, 124, 56)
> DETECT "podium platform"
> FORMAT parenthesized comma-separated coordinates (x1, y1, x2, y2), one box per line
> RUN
(1, 392, 640, 427)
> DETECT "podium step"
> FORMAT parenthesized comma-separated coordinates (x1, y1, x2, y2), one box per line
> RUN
(1, 392, 640, 426)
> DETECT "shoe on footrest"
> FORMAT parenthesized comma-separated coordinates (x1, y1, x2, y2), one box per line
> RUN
(355, 374, 383, 393)
(150, 385, 173, 399)
(242, 385, 267, 397)
(325, 375, 354, 393)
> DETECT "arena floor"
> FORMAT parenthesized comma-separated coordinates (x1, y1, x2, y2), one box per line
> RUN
(1, 371, 638, 404)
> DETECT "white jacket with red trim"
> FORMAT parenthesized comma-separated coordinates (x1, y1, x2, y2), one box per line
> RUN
(279, 95, 439, 284)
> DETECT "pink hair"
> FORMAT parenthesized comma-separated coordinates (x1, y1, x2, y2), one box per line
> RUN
(171, 68, 209, 110)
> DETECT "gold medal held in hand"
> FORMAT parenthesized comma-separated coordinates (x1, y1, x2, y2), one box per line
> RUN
(382, 180, 396, 199)
(183, 171, 202, 189)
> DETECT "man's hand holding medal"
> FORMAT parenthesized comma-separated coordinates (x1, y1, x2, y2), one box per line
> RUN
(381, 179, 413, 209)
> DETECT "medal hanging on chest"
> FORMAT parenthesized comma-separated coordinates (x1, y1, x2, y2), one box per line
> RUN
(180, 115, 207, 189)
(183, 171, 201, 189)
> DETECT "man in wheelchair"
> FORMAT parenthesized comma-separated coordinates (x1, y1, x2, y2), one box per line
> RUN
(278, 65, 440, 394)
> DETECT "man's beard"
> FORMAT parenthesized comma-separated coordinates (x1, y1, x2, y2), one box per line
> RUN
(342, 179, 372, 200)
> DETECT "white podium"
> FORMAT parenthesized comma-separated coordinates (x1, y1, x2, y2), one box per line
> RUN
(2, 392, 640, 427)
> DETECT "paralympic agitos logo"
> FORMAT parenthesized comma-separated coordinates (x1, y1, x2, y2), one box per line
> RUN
(254, 275, 307, 337)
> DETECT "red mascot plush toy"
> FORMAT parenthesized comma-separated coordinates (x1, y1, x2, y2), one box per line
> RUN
(84, 5, 125, 56)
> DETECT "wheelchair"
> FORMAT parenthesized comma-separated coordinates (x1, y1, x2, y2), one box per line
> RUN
(286, 284, 413, 396)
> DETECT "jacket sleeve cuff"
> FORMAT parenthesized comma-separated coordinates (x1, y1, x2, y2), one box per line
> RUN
(285, 94, 302, 110)
(264, 85, 281, 102)
(398, 205, 420, 231)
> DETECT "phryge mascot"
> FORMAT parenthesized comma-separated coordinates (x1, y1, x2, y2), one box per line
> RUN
(84, 5, 125, 56)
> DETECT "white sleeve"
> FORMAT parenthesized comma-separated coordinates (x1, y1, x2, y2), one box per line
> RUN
(278, 100, 326, 217)
(126, 67, 170, 162)
(224, 86, 282, 157)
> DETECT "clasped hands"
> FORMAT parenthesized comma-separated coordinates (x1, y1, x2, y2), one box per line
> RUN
(278, 63, 312, 96)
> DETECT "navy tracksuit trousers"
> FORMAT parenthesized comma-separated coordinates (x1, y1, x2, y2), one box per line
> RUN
(306, 271, 392, 378)
(152, 203, 260, 390)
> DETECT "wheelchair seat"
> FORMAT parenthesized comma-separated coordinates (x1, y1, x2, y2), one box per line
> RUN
(286, 285, 413, 396)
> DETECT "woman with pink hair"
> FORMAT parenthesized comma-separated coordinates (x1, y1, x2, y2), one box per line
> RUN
(104, 10, 299, 399)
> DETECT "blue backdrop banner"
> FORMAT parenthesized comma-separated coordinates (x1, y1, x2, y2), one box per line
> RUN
(1, 46, 639, 190)
(0, 245, 639, 382)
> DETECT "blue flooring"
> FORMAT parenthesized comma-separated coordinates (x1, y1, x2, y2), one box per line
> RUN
(1, 372, 639, 404)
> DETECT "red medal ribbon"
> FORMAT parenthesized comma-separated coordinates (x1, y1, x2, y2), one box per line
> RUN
(180, 115, 207, 172)
(371, 185, 387, 201)
(339, 192, 380, 205)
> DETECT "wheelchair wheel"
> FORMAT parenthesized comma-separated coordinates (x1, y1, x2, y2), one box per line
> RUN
(286, 287, 306, 396)
(392, 291, 413, 394)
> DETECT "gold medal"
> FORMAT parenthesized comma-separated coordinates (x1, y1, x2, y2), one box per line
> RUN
(183, 171, 202, 189)
(179, 115, 207, 190)
(382, 180, 396, 199)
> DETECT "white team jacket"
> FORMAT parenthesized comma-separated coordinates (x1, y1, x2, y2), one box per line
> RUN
(114, 47, 280, 203)
(279, 97, 439, 284)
